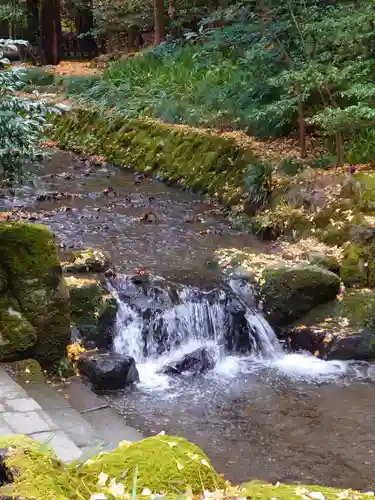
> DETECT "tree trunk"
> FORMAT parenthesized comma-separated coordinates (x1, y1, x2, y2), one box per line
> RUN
(40, 0, 62, 65)
(336, 132, 344, 168)
(154, 0, 165, 44)
(75, 0, 97, 59)
(27, 0, 39, 46)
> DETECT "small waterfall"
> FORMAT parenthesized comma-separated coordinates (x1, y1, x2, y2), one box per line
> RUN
(110, 275, 283, 365)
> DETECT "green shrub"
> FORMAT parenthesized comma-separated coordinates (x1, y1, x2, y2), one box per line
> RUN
(278, 157, 304, 176)
(310, 155, 334, 170)
(244, 160, 274, 206)
(346, 128, 375, 165)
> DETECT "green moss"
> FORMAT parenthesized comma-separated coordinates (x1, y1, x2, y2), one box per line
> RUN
(261, 264, 341, 326)
(0, 296, 37, 360)
(353, 171, 375, 212)
(0, 222, 71, 366)
(297, 288, 375, 334)
(240, 481, 369, 500)
(9, 358, 46, 384)
(340, 242, 375, 287)
(75, 435, 225, 495)
(66, 276, 116, 343)
(0, 435, 73, 500)
(52, 110, 253, 205)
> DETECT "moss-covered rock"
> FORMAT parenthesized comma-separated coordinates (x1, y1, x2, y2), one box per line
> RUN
(76, 435, 225, 495)
(0, 296, 37, 360)
(63, 248, 111, 273)
(0, 222, 71, 365)
(261, 264, 341, 327)
(0, 435, 73, 500)
(340, 242, 375, 287)
(8, 358, 46, 384)
(52, 109, 253, 205)
(66, 276, 117, 346)
(307, 250, 340, 274)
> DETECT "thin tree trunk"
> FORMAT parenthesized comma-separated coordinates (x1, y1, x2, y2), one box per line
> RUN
(27, 0, 39, 45)
(336, 132, 344, 168)
(154, 0, 165, 44)
(40, 0, 62, 65)
(75, 0, 97, 59)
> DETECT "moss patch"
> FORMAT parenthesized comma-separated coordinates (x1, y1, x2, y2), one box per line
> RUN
(52, 109, 254, 205)
(240, 481, 370, 500)
(0, 296, 37, 360)
(340, 241, 375, 287)
(0, 435, 73, 500)
(8, 358, 46, 384)
(75, 434, 225, 495)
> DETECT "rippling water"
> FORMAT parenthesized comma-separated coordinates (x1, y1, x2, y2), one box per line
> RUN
(6, 151, 375, 490)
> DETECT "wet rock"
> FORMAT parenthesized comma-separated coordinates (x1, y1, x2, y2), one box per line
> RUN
(138, 211, 157, 223)
(66, 276, 117, 347)
(282, 325, 333, 357)
(327, 328, 375, 361)
(161, 347, 216, 375)
(78, 351, 139, 390)
(63, 248, 111, 273)
(261, 265, 341, 327)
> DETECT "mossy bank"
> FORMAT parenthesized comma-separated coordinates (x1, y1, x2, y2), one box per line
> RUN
(0, 434, 372, 500)
(52, 109, 254, 204)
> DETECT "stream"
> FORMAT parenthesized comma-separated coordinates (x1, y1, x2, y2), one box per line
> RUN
(3, 150, 375, 490)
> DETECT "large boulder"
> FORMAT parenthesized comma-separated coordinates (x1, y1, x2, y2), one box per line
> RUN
(161, 347, 217, 375)
(261, 264, 341, 327)
(63, 248, 110, 273)
(0, 223, 70, 366)
(78, 351, 139, 390)
(66, 276, 117, 347)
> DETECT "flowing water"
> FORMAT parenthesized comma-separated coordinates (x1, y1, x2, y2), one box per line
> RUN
(5, 151, 375, 490)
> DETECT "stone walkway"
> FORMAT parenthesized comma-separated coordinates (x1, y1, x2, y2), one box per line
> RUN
(0, 367, 143, 462)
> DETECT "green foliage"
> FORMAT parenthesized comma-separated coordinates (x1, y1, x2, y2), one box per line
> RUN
(278, 157, 304, 176)
(0, 64, 53, 183)
(244, 160, 274, 206)
(346, 129, 375, 165)
(309, 155, 334, 170)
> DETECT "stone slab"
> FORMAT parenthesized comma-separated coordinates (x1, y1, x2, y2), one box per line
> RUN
(21, 383, 72, 410)
(44, 408, 102, 448)
(0, 370, 28, 400)
(84, 408, 143, 447)
(0, 416, 14, 436)
(30, 430, 83, 462)
(3, 410, 53, 434)
(5, 397, 42, 412)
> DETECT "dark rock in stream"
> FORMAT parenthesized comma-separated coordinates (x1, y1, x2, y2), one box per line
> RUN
(160, 347, 217, 375)
(326, 328, 375, 361)
(78, 351, 139, 390)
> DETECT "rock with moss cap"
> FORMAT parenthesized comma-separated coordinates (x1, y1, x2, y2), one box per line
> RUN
(76, 434, 225, 495)
(66, 276, 117, 346)
(307, 250, 340, 274)
(261, 264, 341, 327)
(63, 248, 110, 273)
(0, 222, 70, 366)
